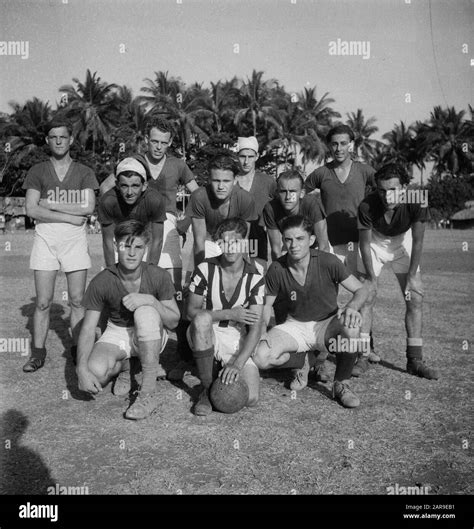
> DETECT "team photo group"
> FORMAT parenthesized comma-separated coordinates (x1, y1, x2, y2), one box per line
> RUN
(21, 115, 438, 421)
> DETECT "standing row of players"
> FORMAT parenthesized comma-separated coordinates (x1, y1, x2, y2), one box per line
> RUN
(21, 117, 438, 420)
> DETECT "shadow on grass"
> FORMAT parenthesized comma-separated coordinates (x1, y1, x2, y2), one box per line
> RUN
(378, 359, 407, 374)
(0, 410, 55, 494)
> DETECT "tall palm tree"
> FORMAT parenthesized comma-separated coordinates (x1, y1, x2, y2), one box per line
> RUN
(346, 109, 381, 163)
(193, 79, 239, 135)
(140, 74, 209, 159)
(110, 86, 149, 160)
(382, 121, 417, 175)
(59, 69, 120, 154)
(234, 70, 281, 137)
(163, 86, 210, 160)
(298, 86, 341, 142)
(139, 70, 183, 115)
(416, 106, 473, 176)
(1, 98, 51, 184)
(270, 96, 326, 168)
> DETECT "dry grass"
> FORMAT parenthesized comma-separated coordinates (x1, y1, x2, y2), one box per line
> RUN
(0, 229, 472, 495)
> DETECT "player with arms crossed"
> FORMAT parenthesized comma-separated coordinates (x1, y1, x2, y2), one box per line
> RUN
(22, 118, 98, 372)
(254, 215, 369, 408)
(305, 124, 378, 373)
(357, 163, 438, 380)
(76, 220, 180, 420)
(185, 218, 264, 416)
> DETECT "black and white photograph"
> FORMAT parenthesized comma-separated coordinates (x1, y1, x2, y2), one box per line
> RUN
(0, 0, 472, 527)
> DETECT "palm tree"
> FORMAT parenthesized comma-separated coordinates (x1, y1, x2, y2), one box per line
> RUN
(108, 86, 149, 161)
(0, 98, 51, 184)
(298, 86, 341, 142)
(139, 70, 183, 116)
(163, 87, 210, 160)
(234, 70, 281, 137)
(193, 79, 239, 135)
(140, 74, 210, 159)
(346, 109, 381, 163)
(270, 96, 326, 169)
(382, 121, 417, 175)
(58, 69, 120, 154)
(416, 106, 473, 176)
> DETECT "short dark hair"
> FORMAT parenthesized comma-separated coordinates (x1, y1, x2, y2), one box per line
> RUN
(277, 170, 304, 190)
(326, 124, 354, 143)
(114, 219, 150, 245)
(279, 214, 314, 236)
(214, 217, 248, 241)
(145, 116, 174, 137)
(208, 154, 239, 176)
(45, 118, 73, 136)
(375, 163, 410, 186)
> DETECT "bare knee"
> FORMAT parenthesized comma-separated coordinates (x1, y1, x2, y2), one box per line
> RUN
(87, 356, 108, 383)
(190, 311, 213, 335)
(253, 341, 272, 370)
(134, 306, 163, 341)
(36, 298, 53, 312)
(68, 295, 84, 310)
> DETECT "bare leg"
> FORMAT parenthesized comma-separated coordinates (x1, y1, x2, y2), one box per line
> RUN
(240, 362, 260, 406)
(65, 269, 87, 346)
(33, 270, 57, 349)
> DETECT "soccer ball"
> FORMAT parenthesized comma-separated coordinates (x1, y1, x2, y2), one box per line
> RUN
(209, 377, 249, 414)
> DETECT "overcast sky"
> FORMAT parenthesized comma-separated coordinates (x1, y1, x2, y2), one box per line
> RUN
(0, 0, 472, 139)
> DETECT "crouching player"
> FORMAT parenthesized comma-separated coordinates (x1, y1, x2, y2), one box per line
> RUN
(254, 215, 369, 408)
(357, 163, 438, 379)
(76, 220, 180, 420)
(185, 218, 264, 416)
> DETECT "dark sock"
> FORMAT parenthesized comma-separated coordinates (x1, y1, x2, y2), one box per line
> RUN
(193, 347, 215, 388)
(31, 347, 46, 362)
(71, 345, 77, 365)
(406, 346, 422, 362)
(370, 331, 374, 351)
(279, 351, 307, 369)
(334, 352, 357, 382)
(176, 319, 194, 363)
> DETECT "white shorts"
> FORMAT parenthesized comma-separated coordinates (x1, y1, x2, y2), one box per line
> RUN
(331, 242, 358, 276)
(187, 323, 258, 370)
(270, 315, 334, 354)
(96, 321, 168, 359)
(357, 229, 419, 277)
(30, 231, 91, 272)
(158, 213, 183, 269)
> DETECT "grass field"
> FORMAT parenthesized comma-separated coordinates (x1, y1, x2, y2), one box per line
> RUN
(0, 229, 473, 495)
